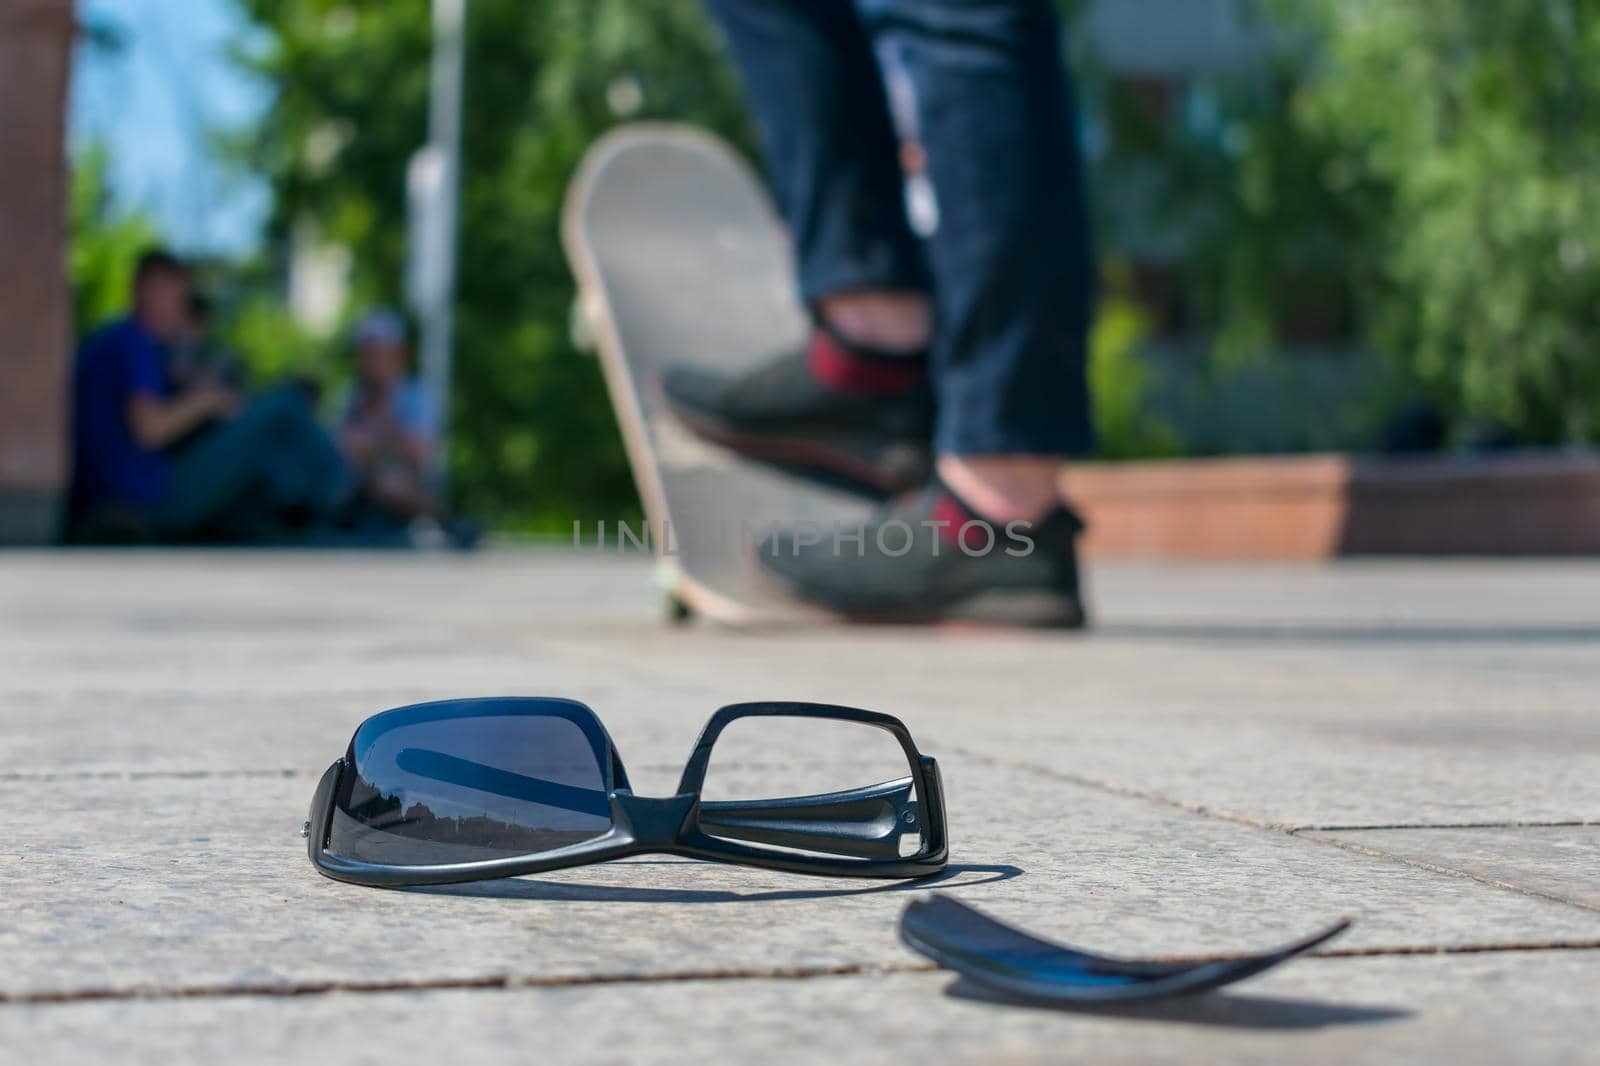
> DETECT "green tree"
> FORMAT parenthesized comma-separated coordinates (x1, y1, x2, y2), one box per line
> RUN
(69, 144, 163, 337)
(1293, 0, 1600, 444)
(234, 0, 750, 530)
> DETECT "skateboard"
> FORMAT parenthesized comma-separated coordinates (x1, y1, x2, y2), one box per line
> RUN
(562, 124, 878, 625)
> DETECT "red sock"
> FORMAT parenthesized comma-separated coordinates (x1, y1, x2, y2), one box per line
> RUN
(807, 325, 926, 395)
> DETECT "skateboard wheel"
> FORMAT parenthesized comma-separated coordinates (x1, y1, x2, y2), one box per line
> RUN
(663, 593, 693, 625)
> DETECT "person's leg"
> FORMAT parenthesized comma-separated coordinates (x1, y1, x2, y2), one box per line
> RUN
(859, 0, 1095, 521)
(152, 388, 347, 538)
(248, 387, 349, 516)
(741, 0, 1094, 625)
(151, 423, 271, 539)
(703, 0, 931, 340)
(666, 1, 944, 493)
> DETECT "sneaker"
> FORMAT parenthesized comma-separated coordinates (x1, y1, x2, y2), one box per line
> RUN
(662, 321, 934, 495)
(755, 477, 1087, 628)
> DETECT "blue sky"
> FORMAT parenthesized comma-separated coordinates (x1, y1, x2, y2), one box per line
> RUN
(70, 0, 273, 256)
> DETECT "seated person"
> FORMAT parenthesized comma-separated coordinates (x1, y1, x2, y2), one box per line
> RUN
(337, 310, 443, 524)
(70, 249, 349, 542)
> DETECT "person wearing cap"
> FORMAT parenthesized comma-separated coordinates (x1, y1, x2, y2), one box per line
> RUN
(338, 310, 444, 524)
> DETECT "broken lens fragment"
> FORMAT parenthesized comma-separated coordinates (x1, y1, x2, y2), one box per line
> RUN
(901, 895, 1351, 1002)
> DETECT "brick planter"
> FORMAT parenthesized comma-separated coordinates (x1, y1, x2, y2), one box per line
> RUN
(1063, 452, 1600, 560)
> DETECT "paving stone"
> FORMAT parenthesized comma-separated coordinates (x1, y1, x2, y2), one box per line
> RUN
(7, 950, 1600, 1066)
(515, 620, 1600, 827)
(3, 550, 1599, 1063)
(1301, 827, 1600, 911)
(4, 758, 1597, 998)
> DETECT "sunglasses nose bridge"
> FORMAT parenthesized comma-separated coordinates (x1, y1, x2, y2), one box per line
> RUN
(610, 790, 698, 848)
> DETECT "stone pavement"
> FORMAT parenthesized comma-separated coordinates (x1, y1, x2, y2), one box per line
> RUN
(3, 550, 1598, 1064)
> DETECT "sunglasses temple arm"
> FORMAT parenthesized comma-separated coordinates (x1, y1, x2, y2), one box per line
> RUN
(693, 776, 917, 860)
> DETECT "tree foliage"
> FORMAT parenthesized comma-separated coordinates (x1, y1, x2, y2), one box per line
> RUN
(69, 144, 162, 337)
(1086, 56, 1374, 364)
(232, 0, 1600, 491)
(234, 0, 750, 530)
(1292, 0, 1600, 443)
(1082, 0, 1600, 448)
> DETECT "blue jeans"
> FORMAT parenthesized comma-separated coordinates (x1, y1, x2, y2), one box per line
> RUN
(152, 387, 349, 539)
(704, 0, 1094, 456)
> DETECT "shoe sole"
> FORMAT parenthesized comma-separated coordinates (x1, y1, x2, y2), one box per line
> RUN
(834, 588, 1088, 630)
(675, 564, 1088, 631)
(670, 407, 930, 498)
(940, 588, 1088, 630)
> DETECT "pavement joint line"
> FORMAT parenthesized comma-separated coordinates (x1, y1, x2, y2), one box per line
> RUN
(1291, 832, 1600, 916)
(0, 769, 314, 783)
(0, 961, 938, 1008)
(1292, 820, 1600, 832)
(0, 760, 887, 783)
(943, 744, 1278, 831)
(1310, 940, 1600, 958)
(947, 745, 1600, 916)
(7, 941, 1600, 1010)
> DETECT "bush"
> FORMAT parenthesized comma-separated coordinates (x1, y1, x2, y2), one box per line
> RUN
(1293, 0, 1600, 444)
(69, 145, 161, 338)
(1086, 280, 1183, 459)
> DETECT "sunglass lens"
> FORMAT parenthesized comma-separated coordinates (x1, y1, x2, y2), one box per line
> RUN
(325, 698, 613, 867)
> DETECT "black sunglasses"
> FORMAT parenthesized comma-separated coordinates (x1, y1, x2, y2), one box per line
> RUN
(306, 698, 948, 886)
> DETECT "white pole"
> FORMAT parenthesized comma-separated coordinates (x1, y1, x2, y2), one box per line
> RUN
(420, 0, 465, 488)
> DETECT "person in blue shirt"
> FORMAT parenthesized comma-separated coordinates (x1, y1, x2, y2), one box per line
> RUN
(70, 249, 349, 541)
(338, 309, 443, 523)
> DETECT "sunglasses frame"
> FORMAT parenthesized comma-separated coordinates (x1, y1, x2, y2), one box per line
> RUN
(307, 698, 948, 886)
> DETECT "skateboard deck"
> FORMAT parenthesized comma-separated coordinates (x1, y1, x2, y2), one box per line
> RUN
(562, 124, 876, 624)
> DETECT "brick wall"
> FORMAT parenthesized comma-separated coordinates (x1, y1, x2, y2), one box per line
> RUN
(0, 0, 74, 543)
